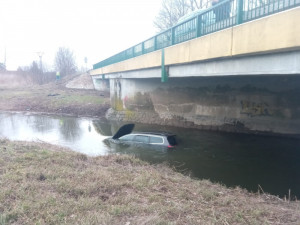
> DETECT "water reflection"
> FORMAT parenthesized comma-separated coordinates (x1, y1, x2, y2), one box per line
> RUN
(0, 112, 299, 198)
(93, 120, 113, 136)
(58, 117, 81, 142)
(0, 112, 109, 156)
(32, 116, 55, 133)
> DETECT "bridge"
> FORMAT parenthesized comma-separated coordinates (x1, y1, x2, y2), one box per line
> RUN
(90, 0, 300, 137)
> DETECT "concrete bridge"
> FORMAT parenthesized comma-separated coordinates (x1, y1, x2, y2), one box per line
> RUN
(90, 2, 300, 137)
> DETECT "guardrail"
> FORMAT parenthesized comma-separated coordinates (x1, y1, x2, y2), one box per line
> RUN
(93, 0, 299, 70)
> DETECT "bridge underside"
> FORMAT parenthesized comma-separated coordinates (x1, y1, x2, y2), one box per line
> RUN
(92, 51, 300, 137)
(105, 73, 300, 137)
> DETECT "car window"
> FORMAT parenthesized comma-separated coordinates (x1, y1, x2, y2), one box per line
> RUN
(167, 136, 177, 145)
(119, 134, 134, 141)
(134, 135, 149, 143)
(149, 136, 163, 144)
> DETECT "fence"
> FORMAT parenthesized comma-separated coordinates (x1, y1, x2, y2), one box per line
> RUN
(93, 0, 299, 70)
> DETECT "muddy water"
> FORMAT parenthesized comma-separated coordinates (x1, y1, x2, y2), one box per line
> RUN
(0, 112, 299, 198)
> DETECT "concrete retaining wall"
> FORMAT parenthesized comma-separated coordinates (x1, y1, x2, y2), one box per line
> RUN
(107, 75, 300, 137)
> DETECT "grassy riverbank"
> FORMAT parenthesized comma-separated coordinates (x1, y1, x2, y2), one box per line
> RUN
(0, 86, 110, 118)
(0, 139, 299, 225)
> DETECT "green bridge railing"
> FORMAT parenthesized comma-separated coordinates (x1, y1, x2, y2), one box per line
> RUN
(93, 0, 299, 70)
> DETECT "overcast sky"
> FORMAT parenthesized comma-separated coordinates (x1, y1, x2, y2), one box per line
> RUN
(0, 0, 162, 70)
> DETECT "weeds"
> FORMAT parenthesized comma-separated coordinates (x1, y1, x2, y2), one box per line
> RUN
(0, 139, 300, 224)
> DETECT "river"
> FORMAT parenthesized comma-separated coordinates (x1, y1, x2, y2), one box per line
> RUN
(0, 112, 299, 198)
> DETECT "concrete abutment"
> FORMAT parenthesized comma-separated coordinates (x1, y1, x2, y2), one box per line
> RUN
(106, 75, 300, 137)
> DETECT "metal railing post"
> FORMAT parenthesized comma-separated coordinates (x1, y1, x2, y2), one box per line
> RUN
(161, 49, 168, 82)
(197, 15, 202, 37)
(237, 0, 244, 24)
(171, 27, 175, 45)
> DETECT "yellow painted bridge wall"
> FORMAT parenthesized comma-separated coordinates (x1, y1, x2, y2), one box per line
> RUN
(90, 7, 300, 76)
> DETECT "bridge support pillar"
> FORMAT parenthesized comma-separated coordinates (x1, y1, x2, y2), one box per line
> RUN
(161, 49, 168, 82)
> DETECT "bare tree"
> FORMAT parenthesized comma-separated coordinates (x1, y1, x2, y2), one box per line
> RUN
(154, 0, 189, 31)
(30, 61, 41, 75)
(30, 61, 45, 84)
(189, 0, 210, 11)
(16, 61, 42, 84)
(16, 61, 55, 85)
(154, 0, 210, 32)
(54, 47, 77, 77)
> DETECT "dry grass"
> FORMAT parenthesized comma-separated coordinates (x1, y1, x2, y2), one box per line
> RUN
(0, 139, 299, 225)
(0, 87, 110, 117)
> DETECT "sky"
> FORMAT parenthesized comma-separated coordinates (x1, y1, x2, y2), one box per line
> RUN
(0, 0, 162, 71)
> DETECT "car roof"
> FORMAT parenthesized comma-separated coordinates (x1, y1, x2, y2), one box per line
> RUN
(131, 132, 176, 137)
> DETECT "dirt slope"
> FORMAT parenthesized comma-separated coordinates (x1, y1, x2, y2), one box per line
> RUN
(65, 72, 95, 89)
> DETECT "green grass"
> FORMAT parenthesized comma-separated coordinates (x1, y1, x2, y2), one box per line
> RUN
(0, 139, 299, 225)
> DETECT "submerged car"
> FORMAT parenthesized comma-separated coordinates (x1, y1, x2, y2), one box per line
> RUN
(107, 124, 177, 148)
